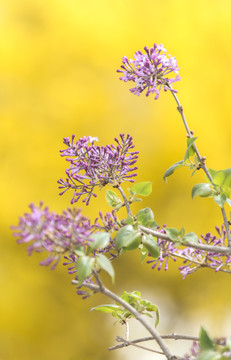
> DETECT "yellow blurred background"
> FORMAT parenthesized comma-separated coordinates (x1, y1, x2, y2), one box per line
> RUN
(1, 0, 231, 359)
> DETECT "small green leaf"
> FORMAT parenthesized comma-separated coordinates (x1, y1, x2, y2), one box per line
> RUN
(124, 215, 135, 225)
(115, 225, 141, 251)
(165, 227, 181, 241)
(182, 232, 198, 243)
(179, 227, 185, 237)
(105, 189, 122, 208)
(120, 290, 141, 303)
(130, 182, 152, 196)
(128, 188, 142, 203)
(192, 183, 214, 199)
(96, 254, 115, 282)
(89, 232, 111, 251)
(184, 137, 197, 161)
(139, 244, 149, 263)
(136, 207, 155, 227)
(227, 198, 231, 207)
(142, 235, 160, 258)
(163, 160, 185, 182)
(214, 194, 227, 208)
(209, 168, 231, 197)
(124, 233, 141, 251)
(77, 256, 95, 285)
(199, 327, 215, 351)
(152, 304, 160, 327)
(74, 247, 85, 257)
(90, 304, 121, 313)
(198, 350, 222, 360)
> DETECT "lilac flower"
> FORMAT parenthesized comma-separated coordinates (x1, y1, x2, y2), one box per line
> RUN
(179, 341, 200, 360)
(94, 210, 120, 232)
(11, 202, 93, 269)
(117, 43, 180, 99)
(58, 134, 139, 205)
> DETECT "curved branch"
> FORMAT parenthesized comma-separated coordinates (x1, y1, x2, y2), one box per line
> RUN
(139, 225, 231, 255)
(116, 185, 132, 217)
(109, 333, 199, 351)
(71, 279, 175, 360)
(167, 84, 231, 247)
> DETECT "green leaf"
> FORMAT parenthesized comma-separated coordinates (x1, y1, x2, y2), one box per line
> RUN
(74, 247, 85, 257)
(209, 168, 231, 197)
(124, 215, 135, 225)
(76, 256, 95, 285)
(192, 183, 214, 199)
(96, 254, 115, 282)
(151, 304, 159, 327)
(136, 207, 155, 227)
(105, 189, 122, 209)
(165, 227, 181, 241)
(115, 225, 141, 251)
(120, 290, 141, 304)
(163, 160, 185, 182)
(200, 327, 215, 351)
(139, 244, 149, 263)
(130, 182, 152, 196)
(179, 227, 185, 237)
(140, 301, 160, 327)
(184, 137, 197, 161)
(142, 235, 160, 258)
(214, 194, 227, 208)
(90, 304, 121, 313)
(227, 198, 231, 207)
(89, 232, 111, 251)
(198, 350, 222, 360)
(128, 188, 142, 203)
(182, 232, 198, 243)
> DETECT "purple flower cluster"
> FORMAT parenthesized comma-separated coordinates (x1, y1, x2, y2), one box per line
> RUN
(11, 203, 93, 269)
(180, 338, 231, 360)
(94, 210, 120, 232)
(179, 341, 200, 360)
(58, 134, 139, 205)
(147, 225, 231, 278)
(117, 43, 180, 99)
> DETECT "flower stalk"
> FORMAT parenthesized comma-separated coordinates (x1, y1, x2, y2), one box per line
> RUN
(167, 84, 231, 247)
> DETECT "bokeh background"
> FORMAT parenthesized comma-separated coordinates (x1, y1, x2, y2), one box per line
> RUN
(1, 0, 231, 359)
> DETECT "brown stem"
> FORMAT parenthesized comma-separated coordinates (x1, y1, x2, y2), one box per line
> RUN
(139, 225, 231, 255)
(117, 185, 132, 217)
(167, 84, 231, 247)
(72, 279, 175, 360)
(113, 336, 165, 354)
(109, 333, 199, 351)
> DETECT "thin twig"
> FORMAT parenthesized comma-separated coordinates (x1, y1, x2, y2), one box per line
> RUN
(92, 269, 104, 291)
(172, 252, 231, 274)
(109, 333, 199, 351)
(117, 185, 133, 217)
(221, 207, 231, 247)
(125, 322, 129, 341)
(72, 279, 175, 360)
(139, 226, 231, 255)
(167, 84, 231, 247)
(114, 336, 165, 354)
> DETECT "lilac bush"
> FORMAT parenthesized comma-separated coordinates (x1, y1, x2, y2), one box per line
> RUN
(11, 43, 231, 360)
